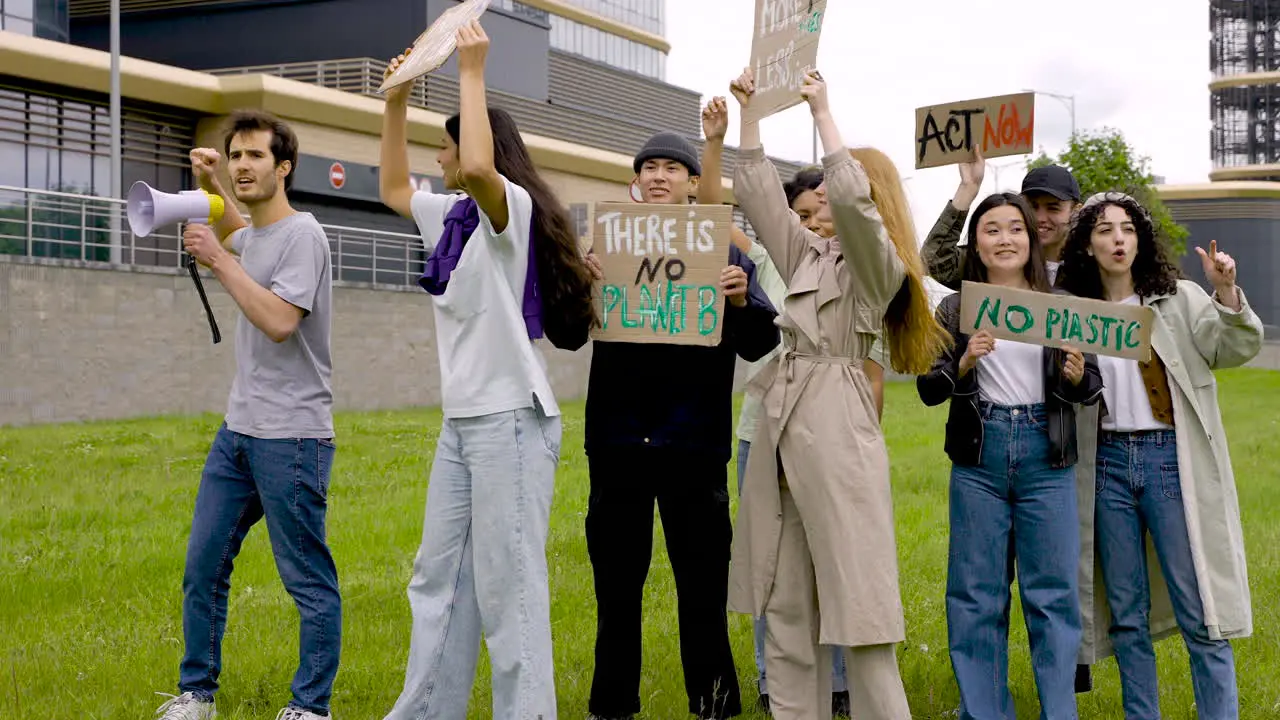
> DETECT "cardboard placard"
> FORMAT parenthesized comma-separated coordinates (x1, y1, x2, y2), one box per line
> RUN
(590, 202, 732, 346)
(915, 92, 1035, 169)
(745, 0, 827, 123)
(959, 281, 1153, 361)
(379, 0, 491, 92)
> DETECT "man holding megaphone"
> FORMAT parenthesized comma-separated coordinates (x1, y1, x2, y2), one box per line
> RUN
(152, 110, 342, 720)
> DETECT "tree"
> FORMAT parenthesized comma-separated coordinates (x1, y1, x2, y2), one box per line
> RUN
(1027, 127, 1189, 256)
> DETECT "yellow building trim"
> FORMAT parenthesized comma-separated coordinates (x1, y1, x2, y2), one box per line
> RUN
(1207, 165, 1280, 182)
(1209, 71, 1280, 91)
(0, 32, 740, 198)
(517, 0, 670, 53)
(1157, 181, 1280, 201)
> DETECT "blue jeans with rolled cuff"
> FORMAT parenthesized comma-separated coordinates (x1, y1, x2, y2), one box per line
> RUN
(1095, 429, 1238, 720)
(947, 402, 1081, 720)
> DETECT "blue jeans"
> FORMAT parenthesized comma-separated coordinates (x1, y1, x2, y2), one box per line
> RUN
(180, 423, 341, 714)
(947, 403, 1081, 720)
(383, 403, 561, 720)
(736, 439, 849, 696)
(1095, 430, 1238, 720)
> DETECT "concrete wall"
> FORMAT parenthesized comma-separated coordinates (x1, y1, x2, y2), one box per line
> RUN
(0, 256, 594, 427)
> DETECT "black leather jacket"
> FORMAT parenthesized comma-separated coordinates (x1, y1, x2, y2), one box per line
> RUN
(917, 290, 1104, 469)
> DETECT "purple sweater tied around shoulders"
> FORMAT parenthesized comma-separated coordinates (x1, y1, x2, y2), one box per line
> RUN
(418, 196, 543, 340)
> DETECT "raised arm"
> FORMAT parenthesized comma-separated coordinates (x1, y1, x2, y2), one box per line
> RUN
(800, 70, 903, 309)
(454, 20, 511, 234)
(189, 148, 248, 248)
(697, 96, 728, 206)
(921, 149, 984, 290)
(728, 67, 811, 282)
(379, 46, 416, 219)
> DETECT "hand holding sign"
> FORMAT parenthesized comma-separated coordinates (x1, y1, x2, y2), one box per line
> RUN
(958, 329, 996, 376)
(721, 265, 748, 307)
(383, 47, 416, 104)
(379, 0, 491, 93)
(799, 69, 829, 117)
(455, 19, 489, 74)
(1061, 344, 1085, 386)
(730, 66, 756, 108)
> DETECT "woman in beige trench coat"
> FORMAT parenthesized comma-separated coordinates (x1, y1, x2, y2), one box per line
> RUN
(1057, 192, 1264, 719)
(724, 67, 950, 720)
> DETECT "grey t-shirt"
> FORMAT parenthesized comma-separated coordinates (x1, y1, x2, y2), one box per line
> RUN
(224, 212, 334, 439)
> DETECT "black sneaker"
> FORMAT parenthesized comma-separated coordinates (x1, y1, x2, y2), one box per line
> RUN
(756, 693, 771, 715)
(832, 690, 851, 717)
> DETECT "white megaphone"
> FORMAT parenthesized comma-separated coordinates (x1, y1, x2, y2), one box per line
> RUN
(126, 181, 225, 237)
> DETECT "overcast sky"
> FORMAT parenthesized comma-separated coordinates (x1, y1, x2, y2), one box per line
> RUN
(664, 0, 1209, 242)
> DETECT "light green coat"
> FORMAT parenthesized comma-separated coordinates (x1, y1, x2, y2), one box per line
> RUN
(1075, 279, 1264, 663)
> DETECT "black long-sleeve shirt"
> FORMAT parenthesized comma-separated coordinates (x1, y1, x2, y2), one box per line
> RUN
(584, 244, 780, 464)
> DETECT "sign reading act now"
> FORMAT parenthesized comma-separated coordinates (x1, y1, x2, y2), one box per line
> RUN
(959, 281, 1153, 361)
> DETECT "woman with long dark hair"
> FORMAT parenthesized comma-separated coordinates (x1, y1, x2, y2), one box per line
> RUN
(376, 20, 594, 720)
(918, 192, 1102, 720)
(1058, 192, 1261, 720)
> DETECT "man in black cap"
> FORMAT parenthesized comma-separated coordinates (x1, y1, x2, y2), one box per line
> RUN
(921, 148, 1083, 288)
(580, 130, 781, 720)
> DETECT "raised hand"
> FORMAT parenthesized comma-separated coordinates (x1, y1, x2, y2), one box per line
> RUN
(702, 96, 729, 142)
(456, 19, 489, 75)
(729, 67, 755, 107)
(959, 145, 985, 189)
(1196, 239, 1237, 293)
(383, 46, 414, 104)
(189, 148, 222, 187)
(799, 68, 829, 117)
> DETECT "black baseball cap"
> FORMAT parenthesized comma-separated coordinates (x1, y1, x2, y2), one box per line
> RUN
(1021, 165, 1081, 203)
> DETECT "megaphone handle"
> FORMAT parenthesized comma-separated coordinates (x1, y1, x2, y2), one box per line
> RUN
(186, 254, 222, 344)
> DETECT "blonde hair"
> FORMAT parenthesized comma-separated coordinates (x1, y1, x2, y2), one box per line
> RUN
(848, 147, 951, 375)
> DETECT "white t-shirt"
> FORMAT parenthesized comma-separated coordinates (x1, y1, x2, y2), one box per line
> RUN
(1046, 260, 1061, 285)
(1099, 295, 1173, 432)
(410, 176, 559, 419)
(977, 338, 1044, 406)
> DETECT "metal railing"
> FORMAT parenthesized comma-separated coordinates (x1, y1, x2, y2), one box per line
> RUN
(207, 58, 429, 108)
(0, 185, 427, 288)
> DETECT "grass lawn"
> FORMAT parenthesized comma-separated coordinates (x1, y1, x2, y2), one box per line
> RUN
(3, 369, 1279, 719)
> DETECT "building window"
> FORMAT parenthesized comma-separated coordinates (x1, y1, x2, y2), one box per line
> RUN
(548, 15, 665, 79)
(0, 83, 196, 262)
(556, 0, 663, 36)
(569, 202, 591, 241)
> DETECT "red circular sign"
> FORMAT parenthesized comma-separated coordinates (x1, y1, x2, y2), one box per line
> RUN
(329, 162, 346, 189)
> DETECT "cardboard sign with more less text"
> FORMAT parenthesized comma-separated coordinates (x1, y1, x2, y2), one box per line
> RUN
(380, 0, 491, 92)
(958, 281, 1153, 361)
(915, 92, 1035, 169)
(745, 0, 827, 123)
(590, 203, 732, 346)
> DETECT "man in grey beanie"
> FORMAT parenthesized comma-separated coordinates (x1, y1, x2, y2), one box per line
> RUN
(580, 130, 781, 720)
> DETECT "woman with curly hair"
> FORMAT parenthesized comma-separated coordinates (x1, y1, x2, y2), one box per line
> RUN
(725, 65, 951, 720)
(1057, 192, 1263, 720)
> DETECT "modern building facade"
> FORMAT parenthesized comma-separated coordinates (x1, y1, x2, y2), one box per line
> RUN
(2, 0, 803, 273)
(1148, 1, 1280, 333)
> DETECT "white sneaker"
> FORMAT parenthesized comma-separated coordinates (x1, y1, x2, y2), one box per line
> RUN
(154, 692, 216, 719)
(275, 707, 331, 720)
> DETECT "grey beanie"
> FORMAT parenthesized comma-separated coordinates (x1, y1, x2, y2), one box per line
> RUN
(633, 131, 701, 176)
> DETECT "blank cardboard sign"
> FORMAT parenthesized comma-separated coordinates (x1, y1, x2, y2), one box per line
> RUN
(380, 0, 492, 92)
(915, 92, 1035, 169)
(958, 281, 1153, 361)
(746, 0, 827, 123)
(590, 202, 732, 346)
